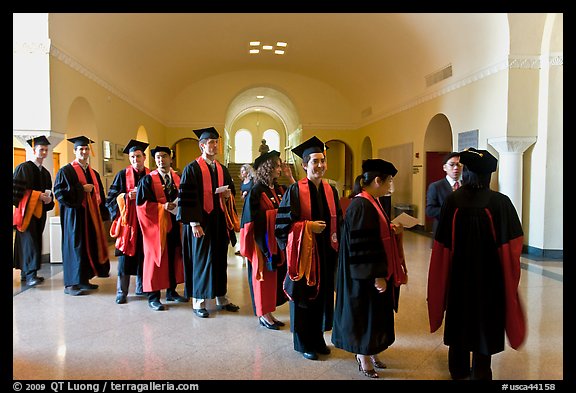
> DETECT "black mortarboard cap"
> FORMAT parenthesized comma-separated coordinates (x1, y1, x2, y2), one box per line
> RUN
(123, 139, 150, 154)
(291, 136, 327, 159)
(150, 146, 172, 157)
(26, 136, 51, 148)
(67, 136, 94, 148)
(193, 127, 220, 140)
(459, 147, 497, 174)
(254, 150, 280, 170)
(362, 159, 398, 177)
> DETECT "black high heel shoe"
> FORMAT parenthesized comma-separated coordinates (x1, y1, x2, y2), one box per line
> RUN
(370, 355, 387, 369)
(259, 316, 279, 330)
(355, 355, 379, 378)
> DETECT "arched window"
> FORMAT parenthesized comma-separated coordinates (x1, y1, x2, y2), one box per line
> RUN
(235, 129, 252, 163)
(263, 129, 280, 152)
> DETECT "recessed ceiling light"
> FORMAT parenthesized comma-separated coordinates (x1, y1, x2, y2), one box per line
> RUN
(262, 45, 273, 50)
(276, 42, 287, 47)
(250, 41, 261, 46)
(255, 108, 261, 111)
(256, 95, 264, 99)
(274, 50, 285, 55)
(249, 49, 259, 54)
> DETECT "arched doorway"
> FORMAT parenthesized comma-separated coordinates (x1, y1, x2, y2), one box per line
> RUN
(423, 113, 453, 232)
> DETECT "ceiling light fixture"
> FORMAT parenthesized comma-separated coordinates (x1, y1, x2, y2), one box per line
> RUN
(248, 40, 288, 55)
(256, 95, 264, 99)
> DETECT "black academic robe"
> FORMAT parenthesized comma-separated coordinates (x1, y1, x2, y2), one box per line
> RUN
(240, 182, 288, 316)
(331, 196, 397, 355)
(177, 159, 236, 299)
(274, 180, 341, 351)
(428, 186, 526, 354)
(54, 163, 110, 286)
(105, 167, 147, 276)
(13, 161, 55, 275)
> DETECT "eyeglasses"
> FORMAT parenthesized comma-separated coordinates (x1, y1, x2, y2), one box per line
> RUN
(445, 162, 462, 168)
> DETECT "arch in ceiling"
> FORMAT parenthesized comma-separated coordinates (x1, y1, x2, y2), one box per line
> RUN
(224, 85, 301, 141)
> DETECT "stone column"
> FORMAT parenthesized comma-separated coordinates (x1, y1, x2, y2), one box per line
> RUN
(14, 13, 59, 258)
(488, 136, 537, 222)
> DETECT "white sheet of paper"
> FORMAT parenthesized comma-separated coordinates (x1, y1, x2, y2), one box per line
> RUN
(215, 185, 229, 194)
(169, 198, 179, 215)
(391, 212, 419, 228)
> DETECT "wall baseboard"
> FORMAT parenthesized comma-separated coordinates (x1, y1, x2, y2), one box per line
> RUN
(522, 246, 563, 260)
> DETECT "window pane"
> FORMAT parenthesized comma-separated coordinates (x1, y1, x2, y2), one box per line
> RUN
(235, 129, 253, 163)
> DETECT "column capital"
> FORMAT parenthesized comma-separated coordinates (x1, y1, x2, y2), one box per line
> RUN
(488, 136, 537, 154)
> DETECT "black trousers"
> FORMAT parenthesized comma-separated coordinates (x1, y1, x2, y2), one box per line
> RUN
(448, 346, 492, 380)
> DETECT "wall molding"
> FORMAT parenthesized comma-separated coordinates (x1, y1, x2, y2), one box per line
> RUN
(50, 45, 165, 125)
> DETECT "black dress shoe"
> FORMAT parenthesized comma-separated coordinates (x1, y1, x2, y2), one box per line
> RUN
(148, 301, 165, 311)
(166, 294, 189, 303)
(64, 286, 85, 296)
(115, 294, 127, 304)
(193, 308, 209, 318)
(134, 291, 145, 296)
(78, 283, 99, 290)
(21, 276, 45, 283)
(218, 303, 240, 312)
(259, 317, 280, 330)
(316, 345, 331, 355)
(302, 351, 318, 360)
(272, 319, 285, 327)
(25, 277, 42, 287)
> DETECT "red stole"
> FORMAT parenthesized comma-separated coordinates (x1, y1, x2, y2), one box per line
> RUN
(196, 157, 224, 214)
(298, 178, 338, 252)
(71, 160, 109, 273)
(357, 191, 407, 287)
(110, 166, 150, 256)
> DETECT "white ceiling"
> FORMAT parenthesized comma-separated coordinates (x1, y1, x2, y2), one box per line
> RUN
(47, 13, 510, 126)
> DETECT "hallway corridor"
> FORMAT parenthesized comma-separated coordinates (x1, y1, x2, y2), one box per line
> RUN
(12, 230, 563, 382)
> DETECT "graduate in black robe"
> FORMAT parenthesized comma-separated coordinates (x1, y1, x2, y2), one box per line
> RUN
(177, 127, 239, 318)
(106, 139, 150, 304)
(239, 151, 290, 330)
(427, 148, 526, 380)
(54, 136, 110, 296)
(274, 137, 342, 360)
(13, 136, 55, 286)
(332, 159, 406, 378)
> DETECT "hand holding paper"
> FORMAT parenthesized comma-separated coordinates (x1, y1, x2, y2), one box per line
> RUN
(215, 185, 229, 194)
(391, 212, 419, 228)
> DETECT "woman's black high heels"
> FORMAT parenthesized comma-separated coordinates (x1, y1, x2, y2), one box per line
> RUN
(370, 355, 387, 369)
(259, 316, 279, 330)
(355, 355, 379, 378)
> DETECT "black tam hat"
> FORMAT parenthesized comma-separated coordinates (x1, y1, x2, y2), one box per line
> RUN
(26, 136, 51, 148)
(67, 136, 94, 149)
(123, 139, 150, 154)
(254, 150, 280, 170)
(150, 146, 172, 157)
(459, 147, 497, 174)
(193, 127, 220, 141)
(291, 136, 327, 158)
(362, 159, 398, 177)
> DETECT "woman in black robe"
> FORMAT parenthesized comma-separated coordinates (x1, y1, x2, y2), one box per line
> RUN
(332, 159, 406, 379)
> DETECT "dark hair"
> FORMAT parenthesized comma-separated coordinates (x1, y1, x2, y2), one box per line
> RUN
(349, 171, 390, 198)
(254, 156, 281, 186)
(462, 166, 491, 188)
(443, 152, 460, 164)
